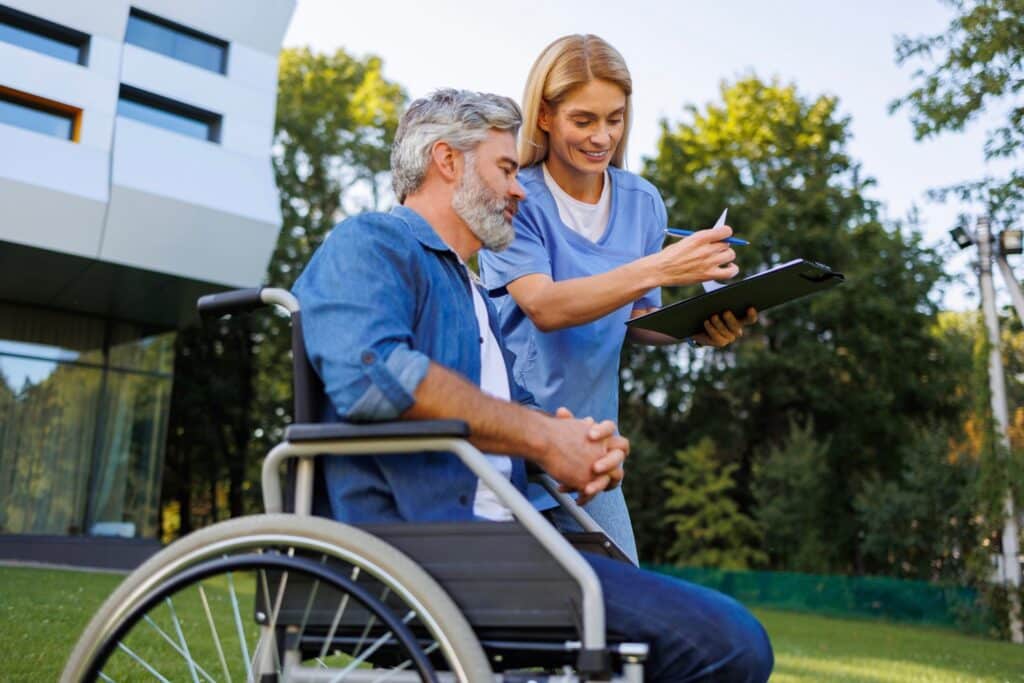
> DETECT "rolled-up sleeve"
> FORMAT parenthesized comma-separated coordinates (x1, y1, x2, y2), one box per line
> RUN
(293, 219, 429, 421)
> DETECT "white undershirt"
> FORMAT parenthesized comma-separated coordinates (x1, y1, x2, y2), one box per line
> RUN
(468, 275, 515, 521)
(542, 162, 611, 242)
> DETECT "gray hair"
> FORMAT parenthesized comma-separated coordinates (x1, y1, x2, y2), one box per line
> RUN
(391, 89, 522, 202)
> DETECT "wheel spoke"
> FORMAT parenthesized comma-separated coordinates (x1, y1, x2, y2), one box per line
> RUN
(352, 586, 390, 658)
(199, 584, 233, 683)
(251, 563, 289, 677)
(116, 642, 172, 683)
(371, 642, 440, 683)
(140, 614, 218, 683)
(296, 555, 328, 641)
(319, 566, 360, 661)
(331, 610, 416, 682)
(166, 597, 201, 683)
(226, 570, 253, 682)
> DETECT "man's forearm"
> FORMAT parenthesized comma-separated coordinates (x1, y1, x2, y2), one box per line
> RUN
(401, 362, 550, 460)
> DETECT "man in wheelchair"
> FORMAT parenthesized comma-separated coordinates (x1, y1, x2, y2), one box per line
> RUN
(291, 89, 773, 683)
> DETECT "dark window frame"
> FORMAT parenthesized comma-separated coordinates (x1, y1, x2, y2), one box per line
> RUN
(0, 84, 80, 141)
(118, 84, 222, 143)
(0, 3, 90, 65)
(126, 7, 228, 75)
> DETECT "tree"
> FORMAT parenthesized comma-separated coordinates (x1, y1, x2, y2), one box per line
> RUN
(252, 46, 407, 459)
(891, 0, 1024, 225)
(629, 76, 970, 572)
(752, 419, 831, 573)
(663, 438, 766, 569)
(854, 423, 978, 582)
(162, 47, 406, 538)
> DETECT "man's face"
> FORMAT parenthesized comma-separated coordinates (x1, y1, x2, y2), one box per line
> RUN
(451, 129, 526, 252)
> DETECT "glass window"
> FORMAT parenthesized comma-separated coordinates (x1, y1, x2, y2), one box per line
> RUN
(0, 302, 105, 364)
(0, 90, 76, 140)
(109, 329, 175, 374)
(0, 358, 103, 535)
(0, 302, 174, 538)
(0, 4, 89, 65)
(86, 369, 172, 539)
(125, 9, 226, 74)
(117, 87, 220, 142)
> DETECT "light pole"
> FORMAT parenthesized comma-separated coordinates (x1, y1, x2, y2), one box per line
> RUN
(955, 216, 1024, 643)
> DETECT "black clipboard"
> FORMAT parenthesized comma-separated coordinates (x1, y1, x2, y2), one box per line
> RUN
(627, 259, 844, 340)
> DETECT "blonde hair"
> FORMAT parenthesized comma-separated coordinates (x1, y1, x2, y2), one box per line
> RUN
(519, 34, 633, 169)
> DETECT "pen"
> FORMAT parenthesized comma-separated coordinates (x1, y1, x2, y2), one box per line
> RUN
(666, 228, 749, 246)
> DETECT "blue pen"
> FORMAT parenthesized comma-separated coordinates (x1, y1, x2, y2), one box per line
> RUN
(666, 228, 749, 246)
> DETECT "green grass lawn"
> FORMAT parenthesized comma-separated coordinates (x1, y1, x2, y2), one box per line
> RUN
(2, 563, 1022, 682)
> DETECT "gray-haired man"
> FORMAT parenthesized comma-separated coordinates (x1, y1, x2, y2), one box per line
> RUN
(292, 89, 773, 682)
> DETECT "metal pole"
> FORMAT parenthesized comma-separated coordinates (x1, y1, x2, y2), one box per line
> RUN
(976, 216, 1024, 643)
(995, 255, 1024, 326)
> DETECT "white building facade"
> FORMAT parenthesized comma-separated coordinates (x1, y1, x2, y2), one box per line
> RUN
(0, 1, 294, 547)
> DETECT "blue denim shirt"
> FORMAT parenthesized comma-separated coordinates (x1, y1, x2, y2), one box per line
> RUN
(292, 205, 532, 523)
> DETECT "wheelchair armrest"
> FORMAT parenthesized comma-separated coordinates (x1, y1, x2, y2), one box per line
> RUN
(285, 420, 469, 442)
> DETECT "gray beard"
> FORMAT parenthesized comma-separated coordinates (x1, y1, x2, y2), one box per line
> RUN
(451, 158, 515, 252)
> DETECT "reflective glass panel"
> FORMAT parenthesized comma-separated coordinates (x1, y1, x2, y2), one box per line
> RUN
(0, 357, 102, 534)
(0, 22, 81, 62)
(109, 329, 175, 374)
(0, 303, 105, 364)
(117, 96, 212, 141)
(125, 12, 225, 73)
(0, 303, 175, 538)
(86, 370, 172, 539)
(0, 96, 73, 139)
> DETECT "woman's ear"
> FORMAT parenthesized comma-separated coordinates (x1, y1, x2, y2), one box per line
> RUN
(538, 101, 553, 133)
(429, 140, 461, 182)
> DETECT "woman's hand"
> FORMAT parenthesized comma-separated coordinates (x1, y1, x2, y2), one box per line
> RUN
(692, 307, 758, 348)
(651, 224, 739, 286)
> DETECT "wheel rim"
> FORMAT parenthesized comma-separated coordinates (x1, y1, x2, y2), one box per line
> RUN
(80, 540, 462, 682)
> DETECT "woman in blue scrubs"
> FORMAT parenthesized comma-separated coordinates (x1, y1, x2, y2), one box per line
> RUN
(479, 34, 756, 563)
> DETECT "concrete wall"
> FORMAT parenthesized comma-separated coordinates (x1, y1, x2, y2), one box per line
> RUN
(0, 0, 295, 291)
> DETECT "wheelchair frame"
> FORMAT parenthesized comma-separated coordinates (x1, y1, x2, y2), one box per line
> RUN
(61, 287, 649, 683)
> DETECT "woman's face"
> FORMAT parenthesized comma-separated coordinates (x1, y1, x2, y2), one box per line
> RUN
(540, 78, 627, 178)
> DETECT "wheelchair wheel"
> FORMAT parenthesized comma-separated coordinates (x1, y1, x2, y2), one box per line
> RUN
(61, 514, 493, 683)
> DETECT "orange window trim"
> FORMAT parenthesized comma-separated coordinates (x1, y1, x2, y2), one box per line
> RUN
(0, 84, 82, 142)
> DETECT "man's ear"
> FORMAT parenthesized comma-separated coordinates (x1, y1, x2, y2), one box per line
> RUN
(429, 140, 462, 183)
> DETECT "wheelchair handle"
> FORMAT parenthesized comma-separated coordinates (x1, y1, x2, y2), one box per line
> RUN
(198, 287, 300, 318)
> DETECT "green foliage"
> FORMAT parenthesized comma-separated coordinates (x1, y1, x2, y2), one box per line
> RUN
(628, 75, 970, 574)
(854, 423, 978, 583)
(162, 47, 405, 537)
(272, 47, 406, 282)
(753, 419, 832, 573)
(891, 0, 1024, 224)
(663, 438, 766, 569)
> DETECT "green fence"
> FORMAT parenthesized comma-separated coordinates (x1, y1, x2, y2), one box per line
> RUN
(646, 565, 989, 631)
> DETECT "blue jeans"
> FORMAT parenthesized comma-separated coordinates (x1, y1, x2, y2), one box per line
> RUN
(586, 552, 773, 682)
(548, 486, 640, 565)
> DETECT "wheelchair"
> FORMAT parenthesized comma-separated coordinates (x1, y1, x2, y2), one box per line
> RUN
(61, 288, 649, 683)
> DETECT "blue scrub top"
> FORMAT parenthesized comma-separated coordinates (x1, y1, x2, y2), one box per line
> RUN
(479, 164, 667, 424)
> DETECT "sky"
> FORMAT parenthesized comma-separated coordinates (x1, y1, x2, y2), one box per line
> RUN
(283, 0, 1018, 310)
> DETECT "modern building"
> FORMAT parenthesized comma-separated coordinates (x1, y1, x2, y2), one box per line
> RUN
(0, 0, 295, 565)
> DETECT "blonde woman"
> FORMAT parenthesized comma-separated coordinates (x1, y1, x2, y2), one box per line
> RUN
(479, 35, 757, 564)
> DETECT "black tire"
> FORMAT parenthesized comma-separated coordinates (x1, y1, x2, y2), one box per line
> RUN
(61, 515, 493, 682)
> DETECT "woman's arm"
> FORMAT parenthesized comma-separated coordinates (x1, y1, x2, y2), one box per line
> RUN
(506, 225, 739, 332)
